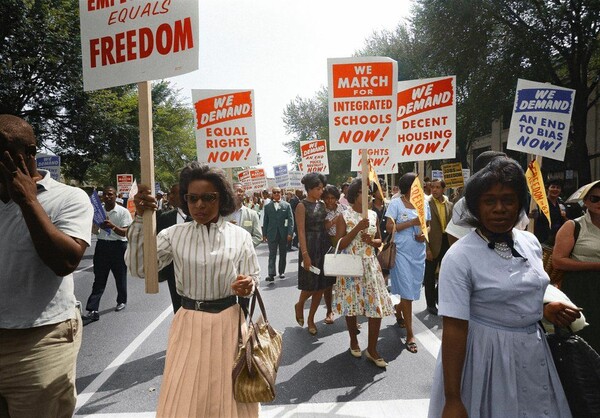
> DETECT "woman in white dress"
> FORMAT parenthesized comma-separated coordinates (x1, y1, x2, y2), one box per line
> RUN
(428, 157, 581, 418)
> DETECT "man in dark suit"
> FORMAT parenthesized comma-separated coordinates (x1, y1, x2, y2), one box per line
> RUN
(156, 184, 190, 313)
(262, 187, 294, 283)
(424, 179, 453, 315)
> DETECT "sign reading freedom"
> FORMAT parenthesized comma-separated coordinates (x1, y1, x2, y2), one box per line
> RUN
(80, 0, 199, 91)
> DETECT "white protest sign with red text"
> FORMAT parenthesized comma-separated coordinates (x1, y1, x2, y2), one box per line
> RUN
(507, 79, 574, 161)
(192, 90, 257, 169)
(396, 76, 456, 162)
(116, 173, 134, 196)
(300, 140, 329, 174)
(350, 148, 398, 175)
(249, 168, 267, 194)
(237, 169, 251, 192)
(80, 0, 199, 91)
(328, 57, 397, 150)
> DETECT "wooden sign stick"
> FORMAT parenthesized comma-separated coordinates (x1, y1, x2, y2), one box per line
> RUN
(361, 149, 369, 218)
(138, 81, 159, 294)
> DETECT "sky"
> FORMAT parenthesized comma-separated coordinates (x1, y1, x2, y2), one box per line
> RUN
(170, 0, 414, 177)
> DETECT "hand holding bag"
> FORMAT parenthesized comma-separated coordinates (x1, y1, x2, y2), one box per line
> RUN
(232, 289, 282, 403)
(377, 216, 396, 270)
(323, 238, 364, 277)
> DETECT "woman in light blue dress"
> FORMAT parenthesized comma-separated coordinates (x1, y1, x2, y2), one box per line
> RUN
(428, 158, 580, 418)
(386, 173, 430, 354)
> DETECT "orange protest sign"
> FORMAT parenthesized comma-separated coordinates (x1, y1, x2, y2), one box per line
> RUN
(409, 177, 429, 243)
(328, 57, 397, 151)
(526, 159, 551, 225)
(192, 90, 257, 168)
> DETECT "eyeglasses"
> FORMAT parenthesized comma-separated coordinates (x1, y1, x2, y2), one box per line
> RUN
(183, 192, 219, 204)
(587, 195, 600, 203)
(272, 191, 281, 194)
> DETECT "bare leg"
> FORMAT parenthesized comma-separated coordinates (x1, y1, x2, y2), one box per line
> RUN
(295, 290, 311, 326)
(324, 286, 334, 323)
(400, 298, 417, 353)
(366, 317, 383, 358)
(345, 316, 359, 349)
(307, 290, 324, 330)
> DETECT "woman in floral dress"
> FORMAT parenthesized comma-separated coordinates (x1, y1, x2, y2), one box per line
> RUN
(334, 179, 394, 367)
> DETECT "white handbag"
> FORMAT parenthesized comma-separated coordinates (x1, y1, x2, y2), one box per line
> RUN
(323, 239, 364, 277)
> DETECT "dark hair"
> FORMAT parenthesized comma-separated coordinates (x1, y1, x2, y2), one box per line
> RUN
(430, 178, 446, 189)
(301, 172, 326, 191)
(322, 184, 340, 200)
(341, 182, 349, 192)
(464, 157, 528, 227)
(474, 151, 507, 173)
(398, 173, 417, 195)
(547, 178, 563, 188)
(178, 162, 236, 217)
(346, 178, 361, 204)
(103, 185, 117, 192)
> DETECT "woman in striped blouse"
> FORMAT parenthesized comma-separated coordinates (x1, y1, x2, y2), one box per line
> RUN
(126, 162, 260, 418)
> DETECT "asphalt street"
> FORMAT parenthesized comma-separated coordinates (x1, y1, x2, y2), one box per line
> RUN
(73, 237, 443, 418)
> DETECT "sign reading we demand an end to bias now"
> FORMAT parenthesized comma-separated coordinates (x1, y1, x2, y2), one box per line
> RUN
(396, 76, 456, 162)
(328, 57, 397, 150)
(80, 0, 199, 91)
(192, 90, 257, 169)
(300, 140, 329, 174)
(507, 79, 575, 161)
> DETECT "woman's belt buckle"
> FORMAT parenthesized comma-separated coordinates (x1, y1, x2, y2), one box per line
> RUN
(195, 300, 205, 311)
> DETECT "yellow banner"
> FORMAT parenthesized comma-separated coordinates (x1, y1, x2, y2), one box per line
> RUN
(409, 177, 429, 243)
(368, 159, 384, 199)
(525, 159, 551, 226)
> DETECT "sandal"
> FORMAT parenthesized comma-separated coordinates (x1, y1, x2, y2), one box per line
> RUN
(294, 303, 304, 327)
(405, 341, 418, 354)
(324, 312, 334, 325)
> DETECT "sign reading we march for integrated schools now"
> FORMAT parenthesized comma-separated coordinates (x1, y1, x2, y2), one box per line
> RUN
(80, 0, 199, 91)
(396, 76, 456, 162)
(507, 79, 575, 161)
(328, 57, 397, 151)
(192, 90, 257, 169)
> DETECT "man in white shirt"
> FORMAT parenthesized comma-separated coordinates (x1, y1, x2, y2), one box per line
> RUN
(83, 185, 132, 321)
(224, 182, 262, 247)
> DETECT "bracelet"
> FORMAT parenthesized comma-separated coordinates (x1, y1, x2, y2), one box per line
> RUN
(302, 250, 308, 255)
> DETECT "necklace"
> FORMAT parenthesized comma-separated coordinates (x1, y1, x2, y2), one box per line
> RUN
(476, 229, 513, 259)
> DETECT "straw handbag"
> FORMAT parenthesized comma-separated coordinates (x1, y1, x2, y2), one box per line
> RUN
(232, 289, 282, 403)
(541, 219, 581, 288)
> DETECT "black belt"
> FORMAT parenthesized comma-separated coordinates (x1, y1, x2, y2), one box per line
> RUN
(180, 295, 238, 313)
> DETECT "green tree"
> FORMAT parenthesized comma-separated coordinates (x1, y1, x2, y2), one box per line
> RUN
(282, 87, 353, 186)
(411, 0, 600, 182)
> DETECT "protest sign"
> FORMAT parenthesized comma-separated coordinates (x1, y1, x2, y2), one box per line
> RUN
(431, 170, 443, 181)
(526, 159, 551, 225)
(90, 190, 111, 234)
(288, 171, 303, 189)
(441, 163, 464, 188)
(351, 148, 398, 175)
(126, 179, 138, 219)
(462, 168, 470, 182)
(328, 57, 397, 150)
(117, 174, 134, 197)
(36, 154, 61, 181)
(507, 79, 574, 161)
(249, 168, 268, 193)
(192, 90, 257, 168)
(237, 169, 251, 192)
(273, 164, 289, 188)
(409, 177, 429, 243)
(300, 139, 329, 174)
(79, 0, 199, 91)
(396, 76, 456, 162)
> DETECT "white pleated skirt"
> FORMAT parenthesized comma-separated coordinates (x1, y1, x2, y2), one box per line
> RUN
(157, 304, 259, 418)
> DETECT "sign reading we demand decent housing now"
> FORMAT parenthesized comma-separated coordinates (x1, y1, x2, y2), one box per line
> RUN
(80, 0, 199, 91)
(328, 57, 397, 151)
(507, 79, 575, 161)
(192, 90, 257, 169)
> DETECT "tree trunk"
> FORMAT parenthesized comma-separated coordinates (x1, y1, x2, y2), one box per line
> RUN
(571, 88, 591, 185)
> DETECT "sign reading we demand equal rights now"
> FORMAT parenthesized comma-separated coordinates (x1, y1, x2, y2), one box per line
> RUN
(80, 0, 199, 91)
(396, 76, 456, 162)
(328, 57, 398, 150)
(507, 79, 575, 161)
(192, 90, 257, 169)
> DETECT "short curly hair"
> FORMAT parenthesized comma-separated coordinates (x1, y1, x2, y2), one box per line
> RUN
(301, 172, 326, 192)
(464, 157, 528, 227)
(178, 162, 236, 217)
(322, 184, 340, 200)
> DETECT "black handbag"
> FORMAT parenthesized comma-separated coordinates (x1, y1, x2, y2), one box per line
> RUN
(377, 216, 396, 270)
(546, 326, 600, 417)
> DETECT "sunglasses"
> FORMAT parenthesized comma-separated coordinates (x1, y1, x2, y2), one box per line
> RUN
(184, 192, 219, 204)
(272, 191, 281, 194)
(587, 195, 600, 203)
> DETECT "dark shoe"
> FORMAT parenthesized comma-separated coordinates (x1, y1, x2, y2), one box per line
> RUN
(83, 311, 99, 322)
(405, 341, 418, 354)
(427, 306, 438, 316)
(115, 303, 126, 312)
(279, 274, 285, 279)
(266, 276, 275, 283)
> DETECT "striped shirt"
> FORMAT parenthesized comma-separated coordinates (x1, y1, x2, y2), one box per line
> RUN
(126, 216, 260, 301)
